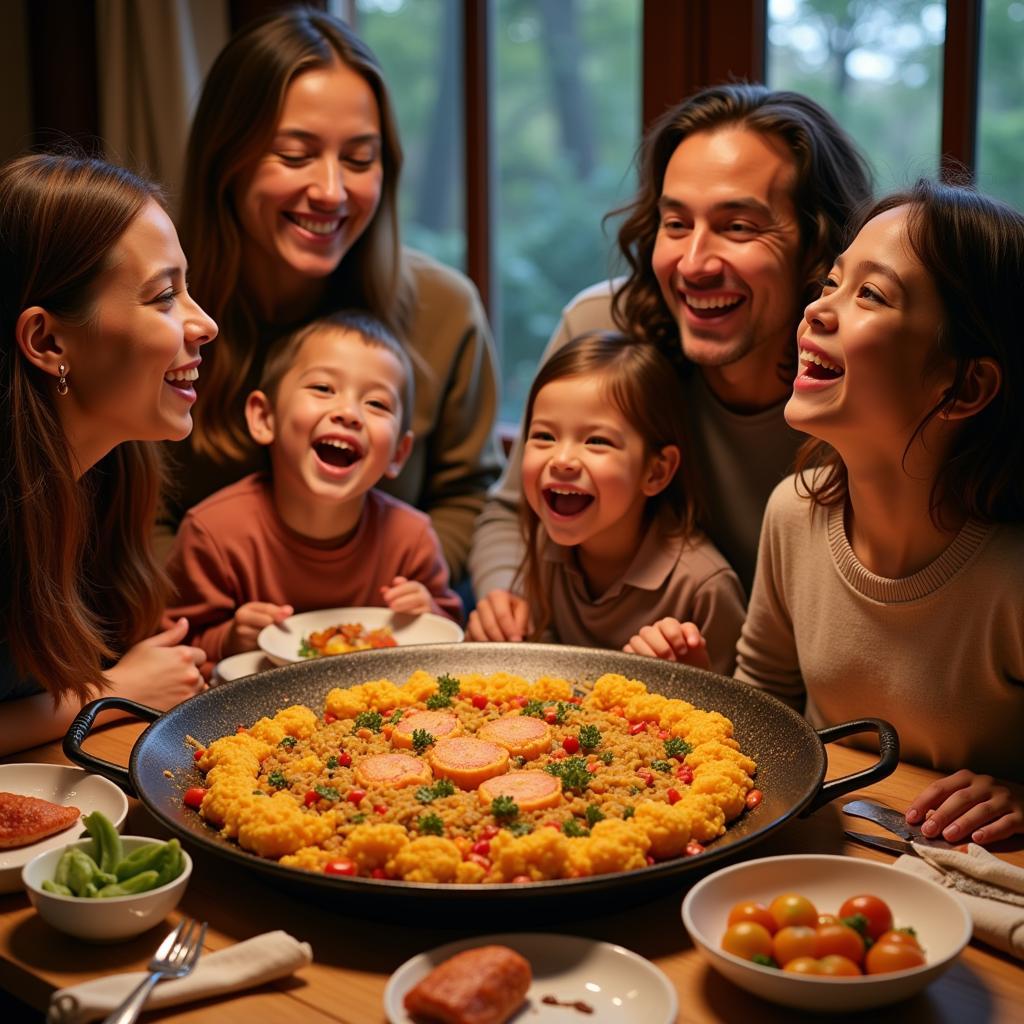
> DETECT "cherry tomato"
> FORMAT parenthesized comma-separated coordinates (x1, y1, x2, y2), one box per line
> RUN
(303, 790, 318, 806)
(816, 913, 839, 928)
(471, 840, 491, 856)
(323, 859, 356, 876)
(839, 894, 893, 941)
(337, 751, 352, 768)
(721, 921, 774, 961)
(347, 788, 366, 805)
(675, 765, 694, 783)
(324, 712, 337, 724)
(782, 956, 821, 975)
(865, 941, 926, 975)
(684, 840, 705, 856)
(814, 923, 865, 965)
(772, 925, 817, 966)
(471, 694, 488, 709)
(769, 892, 818, 930)
(192, 749, 205, 762)
(628, 721, 647, 736)
(875, 929, 922, 950)
(479, 824, 499, 840)
(817, 954, 862, 977)
(183, 786, 207, 809)
(666, 788, 682, 804)
(744, 789, 763, 809)
(562, 736, 580, 754)
(727, 901, 777, 934)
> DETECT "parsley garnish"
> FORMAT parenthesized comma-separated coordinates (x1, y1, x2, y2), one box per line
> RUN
(353, 710, 383, 733)
(599, 751, 614, 765)
(543, 755, 591, 793)
(505, 820, 534, 837)
(562, 819, 589, 838)
(438, 674, 460, 697)
(411, 729, 436, 754)
(650, 759, 673, 773)
(584, 804, 605, 827)
(664, 737, 692, 759)
(389, 708, 405, 725)
(578, 724, 601, 750)
(298, 637, 316, 659)
(326, 756, 338, 770)
(520, 700, 545, 718)
(417, 813, 445, 836)
(278, 736, 297, 749)
(521, 700, 573, 724)
(314, 785, 339, 802)
(490, 796, 519, 820)
(415, 779, 455, 804)
(425, 693, 450, 710)
(350, 813, 366, 824)
(267, 770, 288, 789)
(622, 805, 635, 819)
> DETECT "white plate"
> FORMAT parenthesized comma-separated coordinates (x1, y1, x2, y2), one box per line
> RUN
(383, 932, 677, 1024)
(212, 650, 275, 684)
(258, 606, 465, 666)
(0, 764, 129, 894)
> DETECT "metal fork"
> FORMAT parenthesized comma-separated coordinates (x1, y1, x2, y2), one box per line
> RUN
(101, 917, 208, 1024)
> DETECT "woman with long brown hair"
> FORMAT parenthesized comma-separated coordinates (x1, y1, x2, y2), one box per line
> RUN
(165, 7, 502, 583)
(0, 153, 217, 755)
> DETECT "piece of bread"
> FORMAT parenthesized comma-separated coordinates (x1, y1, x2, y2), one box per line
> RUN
(404, 944, 532, 1024)
(0, 792, 81, 848)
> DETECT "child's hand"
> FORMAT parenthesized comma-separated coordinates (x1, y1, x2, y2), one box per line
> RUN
(225, 602, 294, 656)
(905, 770, 1024, 846)
(381, 576, 435, 615)
(104, 618, 207, 708)
(466, 590, 531, 642)
(623, 618, 710, 669)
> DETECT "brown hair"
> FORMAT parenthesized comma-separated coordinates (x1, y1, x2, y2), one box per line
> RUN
(258, 310, 415, 435)
(794, 178, 1024, 524)
(612, 83, 873, 376)
(0, 153, 168, 703)
(517, 332, 699, 639)
(181, 6, 412, 462)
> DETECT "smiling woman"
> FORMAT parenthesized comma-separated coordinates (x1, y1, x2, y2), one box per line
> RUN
(0, 153, 216, 756)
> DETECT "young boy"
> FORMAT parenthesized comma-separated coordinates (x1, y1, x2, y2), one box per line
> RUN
(165, 311, 462, 669)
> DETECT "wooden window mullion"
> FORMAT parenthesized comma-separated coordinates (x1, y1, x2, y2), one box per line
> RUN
(940, 0, 981, 179)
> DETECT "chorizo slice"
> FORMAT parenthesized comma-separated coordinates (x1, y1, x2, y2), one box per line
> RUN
(403, 944, 532, 1024)
(391, 711, 461, 750)
(429, 738, 509, 789)
(477, 770, 562, 812)
(477, 715, 551, 761)
(353, 753, 432, 789)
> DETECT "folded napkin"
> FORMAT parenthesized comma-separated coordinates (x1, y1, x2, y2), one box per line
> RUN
(894, 842, 1024, 960)
(47, 929, 312, 1024)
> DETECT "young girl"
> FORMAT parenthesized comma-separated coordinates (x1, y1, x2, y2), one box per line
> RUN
(0, 153, 217, 755)
(726, 179, 1023, 844)
(468, 333, 746, 675)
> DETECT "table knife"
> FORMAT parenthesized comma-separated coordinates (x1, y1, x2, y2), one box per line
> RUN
(844, 829, 917, 856)
(842, 798, 955, 848)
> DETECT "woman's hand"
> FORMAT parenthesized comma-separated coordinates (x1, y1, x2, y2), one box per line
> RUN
(382, 576, 435, 615)
(104, 618, 207, 709)
(225, 602, 294, 656)
(624, 618, 711, 669)
(906, 769, 1024, 845)
(466, 590, 531, 642)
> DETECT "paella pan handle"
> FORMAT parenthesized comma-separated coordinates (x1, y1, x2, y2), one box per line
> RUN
(62, 697, 161, 797)
(800, 717, 900, 817)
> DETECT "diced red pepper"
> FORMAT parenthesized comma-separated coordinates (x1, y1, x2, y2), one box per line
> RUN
(585, 762, 599, 773)
(183, 786, 207, 809)
(347, 789, 366, 806)
(337, 751, 352, 768)
(666, 787, 682, 804)
(471, 694, 488, 710)
(657, 729, 670, 740)
(745, 789, 763, 809)
(324, 712, 337, 724)
(324, 859, 356, 876)
(370, 867, 388, 879)
(675, 765, 694, 784)
(544, 708, 559, 725)
(373, 803, 388, 815)
(645, 854, 656, 866)
(192, 749, 205, 762)
(467, 852, 491, 870)
(685, 840, 705, 857)
(471, 839, 491, 856)
(304, 790, 319, 806)
(562, 736, 580, 754)
(628, 721, 646, 736)
(479, 824, 499, 840)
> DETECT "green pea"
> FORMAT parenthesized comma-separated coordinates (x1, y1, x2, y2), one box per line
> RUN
(96, 870, 161, 898)
(41, 880, 72, 896)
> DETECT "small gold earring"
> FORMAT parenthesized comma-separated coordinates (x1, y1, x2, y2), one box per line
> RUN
(56, 363, 68, 396)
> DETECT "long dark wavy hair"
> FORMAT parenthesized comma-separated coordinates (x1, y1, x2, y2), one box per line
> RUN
(794, 178, 1024, 525)
(611, 83, 873, 379)
(181, 6, 412, 462)
(517, 332, 700, 640)
(0, 153, 168, 702)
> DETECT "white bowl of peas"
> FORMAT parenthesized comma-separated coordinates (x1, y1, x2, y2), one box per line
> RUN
(22, 830, 192, 942)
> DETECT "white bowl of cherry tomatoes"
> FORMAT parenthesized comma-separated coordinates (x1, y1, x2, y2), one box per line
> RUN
(681, 854, 971, 1012)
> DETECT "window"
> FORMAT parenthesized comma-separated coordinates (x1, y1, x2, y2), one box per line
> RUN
(766, 0, 946, 190)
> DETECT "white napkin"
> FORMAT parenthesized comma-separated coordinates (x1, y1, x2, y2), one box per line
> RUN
(47, 929, 313, 1024)
(894, 842, 1024, 959)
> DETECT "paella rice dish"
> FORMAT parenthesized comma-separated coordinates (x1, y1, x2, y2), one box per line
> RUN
(299, 622, 398, 658)
(187, 671, 759, 884)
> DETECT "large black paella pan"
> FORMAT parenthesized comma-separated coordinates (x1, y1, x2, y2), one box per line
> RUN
(64, 645, 897, 912)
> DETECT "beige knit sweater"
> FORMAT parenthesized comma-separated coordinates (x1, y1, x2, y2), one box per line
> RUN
(735, 476, 1024, 781)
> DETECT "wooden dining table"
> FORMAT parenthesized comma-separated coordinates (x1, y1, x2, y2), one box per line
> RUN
(1, 720, 1021, 1023)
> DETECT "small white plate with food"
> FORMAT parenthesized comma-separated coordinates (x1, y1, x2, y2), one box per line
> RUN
(384, 932, 677, 1024)
(211, 650, 275, 684)
(0, 764, 129, 893)
(258, 606, 464, 666)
